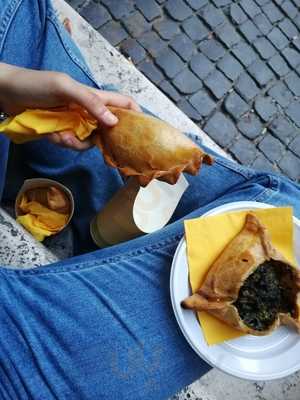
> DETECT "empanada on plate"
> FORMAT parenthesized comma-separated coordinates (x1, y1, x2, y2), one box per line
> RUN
(93, 107, 213, 186)
(182, 213, 300, 336)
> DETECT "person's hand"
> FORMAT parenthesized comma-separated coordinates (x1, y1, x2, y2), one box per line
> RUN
(0, 63, 140, 150)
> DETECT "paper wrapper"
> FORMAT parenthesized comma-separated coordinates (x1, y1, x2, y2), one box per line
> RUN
(15, 178, 74, 240)
(90, 174, 189, 247)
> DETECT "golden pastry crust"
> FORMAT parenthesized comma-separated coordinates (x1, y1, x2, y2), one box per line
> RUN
(93, 107, 213, 186)
(181, 213, 300, 335)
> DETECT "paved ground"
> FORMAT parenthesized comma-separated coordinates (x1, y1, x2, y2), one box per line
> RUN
(66, 0, 300, 182)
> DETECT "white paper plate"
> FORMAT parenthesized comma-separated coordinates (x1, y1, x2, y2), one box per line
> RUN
(170, 201, 300, 381)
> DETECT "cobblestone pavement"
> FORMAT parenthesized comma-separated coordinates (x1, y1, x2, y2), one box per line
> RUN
(66, 0, 300, 182)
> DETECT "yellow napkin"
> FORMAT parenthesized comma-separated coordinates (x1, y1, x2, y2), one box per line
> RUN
(184, 207, 295, 346)
(0, 106, 97, 144)
(17, 194, 69, 241)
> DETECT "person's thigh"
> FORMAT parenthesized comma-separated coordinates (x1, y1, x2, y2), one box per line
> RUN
(0, 172, 299, 400)
(0, 237, 209, 400)
(0, 0, 98, 85)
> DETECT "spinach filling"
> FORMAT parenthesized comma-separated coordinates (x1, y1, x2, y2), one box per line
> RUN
(234, 261, 296, 331)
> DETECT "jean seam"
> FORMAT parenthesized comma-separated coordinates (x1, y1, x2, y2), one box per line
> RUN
(215, 158, 255, 179)
(249, 174, 280, 202)
(46, 10, 101, 88)
(0, 0, 22, 56)
(249, 187, 270, 201)
(0, 234, 182, 276)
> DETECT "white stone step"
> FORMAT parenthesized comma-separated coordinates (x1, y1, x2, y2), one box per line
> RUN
(0, 207, 58, 268)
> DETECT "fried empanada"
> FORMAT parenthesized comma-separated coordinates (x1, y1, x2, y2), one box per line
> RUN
(93, 107, 213, 186)
(181, 213, 300, 335)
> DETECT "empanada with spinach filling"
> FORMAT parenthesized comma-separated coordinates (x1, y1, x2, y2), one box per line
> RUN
(93, 107, 213, 187)
(182, 213, 300, 335)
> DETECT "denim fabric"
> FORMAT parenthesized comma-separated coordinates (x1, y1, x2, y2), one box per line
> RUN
(0, 1, 300, 399)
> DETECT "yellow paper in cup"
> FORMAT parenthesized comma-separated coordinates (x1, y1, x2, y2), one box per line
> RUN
(184, 207, 295, 345)
(15, 178, 74, 242)
(17, 201, 69, 241)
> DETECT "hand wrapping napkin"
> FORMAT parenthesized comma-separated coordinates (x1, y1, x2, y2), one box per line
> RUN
(0, 107, 212, 187)
(184, 207, 295, 345)
(0, 106, 97, 144)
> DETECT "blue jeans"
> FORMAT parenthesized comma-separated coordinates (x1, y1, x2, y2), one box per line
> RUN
(0, 1, 300, 399)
